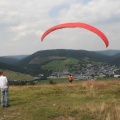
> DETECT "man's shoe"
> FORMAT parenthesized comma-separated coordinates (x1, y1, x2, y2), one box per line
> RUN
(5, 105, 10, 107)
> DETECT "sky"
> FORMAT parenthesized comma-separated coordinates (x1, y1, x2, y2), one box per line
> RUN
(0, 0, 120, 56)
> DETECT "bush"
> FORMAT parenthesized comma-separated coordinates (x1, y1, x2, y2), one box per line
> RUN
(49, 80, 57, 84)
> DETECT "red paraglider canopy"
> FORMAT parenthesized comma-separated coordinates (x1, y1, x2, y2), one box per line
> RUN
(41, 22, 109, 47)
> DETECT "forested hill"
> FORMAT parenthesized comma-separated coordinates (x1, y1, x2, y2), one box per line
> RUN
(94, 50, 120, 56)
(110, 53, 120, 65)
(0, 61, 23, 72)
(0, 49, 120, 75)
(16, 49, 112, 66)
(0, 57, 19, 65)
(0, 55, 28, 65)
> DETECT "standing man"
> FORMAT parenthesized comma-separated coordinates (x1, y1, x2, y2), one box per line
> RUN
(68, 74, 73, 84)
(0, 71, 9, 107)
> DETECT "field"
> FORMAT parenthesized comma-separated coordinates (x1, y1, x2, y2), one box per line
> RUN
(3, 70, 34, 81)
(42, 58, 79, 70)
(0, 79, 120, 120)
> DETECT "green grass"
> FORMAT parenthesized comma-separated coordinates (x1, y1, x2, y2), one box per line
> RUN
(39, 78, 69, 85)
(80, 57, 102, 66)
(0, 79, 120, 120)
(3, 70, 34, 81)
(42, 58, 79, 70)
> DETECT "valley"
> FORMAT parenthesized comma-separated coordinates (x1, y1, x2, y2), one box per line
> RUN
(0, 49, 120, 84)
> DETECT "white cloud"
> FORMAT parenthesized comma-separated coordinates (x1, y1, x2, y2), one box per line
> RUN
(0, 0, 120, 56)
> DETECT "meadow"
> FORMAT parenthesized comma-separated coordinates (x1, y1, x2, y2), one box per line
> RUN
(0, 79, 120, 120)
(3, 70, 34, 81)
(42, 58, 79, 70)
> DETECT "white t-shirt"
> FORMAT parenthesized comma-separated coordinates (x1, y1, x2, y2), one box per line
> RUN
(0, 75, 8, 89)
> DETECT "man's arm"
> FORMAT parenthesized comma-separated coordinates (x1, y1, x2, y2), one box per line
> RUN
(5, 77, 9, 88)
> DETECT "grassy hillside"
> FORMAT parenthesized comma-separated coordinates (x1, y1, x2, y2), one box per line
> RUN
(0, 79, 120, 120)
(41, 57, 103, 71)
(2, 70, 34, 81)
(42, 58, 79, 70)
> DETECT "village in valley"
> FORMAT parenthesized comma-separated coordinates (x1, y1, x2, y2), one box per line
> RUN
(47, 63, 120, 80)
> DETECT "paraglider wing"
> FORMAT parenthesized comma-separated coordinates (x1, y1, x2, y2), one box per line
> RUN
(41, 22, 109, 47)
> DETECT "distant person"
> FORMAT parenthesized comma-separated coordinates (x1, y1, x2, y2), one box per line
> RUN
(68, 74, 73, 83)
(0, 71, 9, 107)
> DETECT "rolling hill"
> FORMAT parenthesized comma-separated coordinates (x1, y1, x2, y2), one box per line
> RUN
(16, 49, 111, 66)
(110, 53, 120, 65)
(0, 61, 24, 73)
(0, 49, 120, 76)
(14, 49, 114, 75)
(94, 49, 120, 56)
(0, 55, 28, 65)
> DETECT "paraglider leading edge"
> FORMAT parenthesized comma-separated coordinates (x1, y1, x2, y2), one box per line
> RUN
(41, 22, 109, 47)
